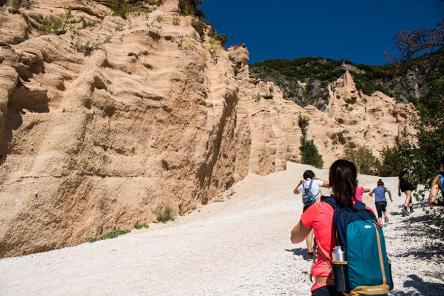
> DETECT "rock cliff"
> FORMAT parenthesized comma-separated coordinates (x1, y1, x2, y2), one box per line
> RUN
(0, 0, 413, 257)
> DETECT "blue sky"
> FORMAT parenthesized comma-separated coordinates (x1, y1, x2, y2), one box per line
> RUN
(201, 0, 444, 65)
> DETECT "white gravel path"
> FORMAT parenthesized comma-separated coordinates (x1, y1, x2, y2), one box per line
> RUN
(0, 162, 443, 296)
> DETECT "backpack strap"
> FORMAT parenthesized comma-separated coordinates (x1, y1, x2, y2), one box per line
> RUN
(321, 195, 377, 251)
(308, 179, 314, 190)
(303, 179, 314, 191)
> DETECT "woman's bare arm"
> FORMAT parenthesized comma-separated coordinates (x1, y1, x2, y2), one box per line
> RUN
(293, 181, 303, 195)
(290, 221, 311, 244)
(429, 176, 440, 205)
(398, 177, 401, 196)
(385, 188, 393, 201)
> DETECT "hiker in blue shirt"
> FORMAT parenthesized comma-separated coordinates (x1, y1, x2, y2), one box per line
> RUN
(429, 156, 444, 206)
(369, 179, 393, 226)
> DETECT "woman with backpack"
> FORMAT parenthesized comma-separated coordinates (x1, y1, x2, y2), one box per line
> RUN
(429, 156, 444, 206)
(290, 160, 393, 296)
(293, 170, 329, 258)
(369, 179, 393, 226)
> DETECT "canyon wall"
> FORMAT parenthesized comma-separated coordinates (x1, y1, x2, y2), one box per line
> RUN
(0, 0, 413, 257)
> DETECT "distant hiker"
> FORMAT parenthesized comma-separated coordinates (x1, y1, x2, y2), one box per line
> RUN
(428, 156, 444, 206)
(369, 179, 393, 225)
(398, 168, 417, 216)
(291, 160, 393, 296)
(355, 185, 370, 203)
(293, 170, 329, 258)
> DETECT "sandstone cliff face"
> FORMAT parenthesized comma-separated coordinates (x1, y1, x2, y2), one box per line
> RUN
(0, 0, 413, 257)
(0, 0, 299, 257)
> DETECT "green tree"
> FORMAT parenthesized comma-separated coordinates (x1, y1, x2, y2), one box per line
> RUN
(298, 114, 309, 138)
(378, 146, 402, 177)
(344, 145, 380, 175)
(395, 21, 444, 237)
(300, 138, 324, 168)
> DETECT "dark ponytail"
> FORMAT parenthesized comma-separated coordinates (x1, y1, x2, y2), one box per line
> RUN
(329, 159, 357, 208)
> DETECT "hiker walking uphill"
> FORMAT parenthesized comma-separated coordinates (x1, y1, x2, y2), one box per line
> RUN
(293, 170, 329, 258)
(290, 160, 393, 296)
(429, 156, 444, 206)
(398, 167, 417, 217)
(369, 179, 393, 226)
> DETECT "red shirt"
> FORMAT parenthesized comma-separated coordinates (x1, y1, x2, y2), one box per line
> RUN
(355, 187, 365, 202)
(301, 202, 335, 292)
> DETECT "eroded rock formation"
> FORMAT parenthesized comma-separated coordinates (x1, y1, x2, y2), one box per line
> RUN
(0, 0, 413, 257)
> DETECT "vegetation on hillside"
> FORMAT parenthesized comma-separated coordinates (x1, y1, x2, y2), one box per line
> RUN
(343, 145, 380, 176)
(250, 58, 345, 109)
(298, 114, 323, 168)
(378, 146, 403, 177)
(154, 205, 175, 223)
(250, 50, 443, 109)
(179, 0, 204, 17)
(394, 20, 444, 237)
(89, 229, 130, 242)
(300, 138, 324, 169)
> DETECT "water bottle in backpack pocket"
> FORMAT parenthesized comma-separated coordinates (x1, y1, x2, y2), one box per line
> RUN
(323, 196, 394, 296)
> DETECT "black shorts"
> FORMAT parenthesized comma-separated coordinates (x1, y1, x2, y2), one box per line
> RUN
(375, 201, 387, 218)
(400, 181, 416, 192)
(312, 285, 341, 296)
(303, 202, 315, 212)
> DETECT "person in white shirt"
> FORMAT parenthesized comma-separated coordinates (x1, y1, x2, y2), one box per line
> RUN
(293, 170, 329, 258)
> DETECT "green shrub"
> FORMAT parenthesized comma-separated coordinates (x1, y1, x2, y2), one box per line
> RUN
(40, 7, 73, 34)
(344, 145, 380, 175)
(154, 205, 175, 223)
(298, 114, 309, 137)
(89, 229, 130, 242)
(377, 146, 402, 177)
(178, 0, 204, 17)
(40, 16, 64, 34)
(108, 0, 150, 18)
(300, 138, 324, 168)
(109, 0, 131, 18)
(172, 16, 180, 26)
(134, 223, 149, 229)
(351, 71, 394, 96)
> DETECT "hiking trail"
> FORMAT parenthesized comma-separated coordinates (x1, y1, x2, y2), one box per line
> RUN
(0, 162, 443, 296)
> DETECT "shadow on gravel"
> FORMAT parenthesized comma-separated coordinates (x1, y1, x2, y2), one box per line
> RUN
(394, 214, 444, 262)
(391, 274, 444, 296)
(285, 248, 312, 260)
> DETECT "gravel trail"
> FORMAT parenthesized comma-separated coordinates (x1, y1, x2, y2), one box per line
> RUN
(0, 162, 443, 296)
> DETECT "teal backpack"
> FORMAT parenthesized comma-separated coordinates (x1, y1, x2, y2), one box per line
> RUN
(322, 196, 393, 296)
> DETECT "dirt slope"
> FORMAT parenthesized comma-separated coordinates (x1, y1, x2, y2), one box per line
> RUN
(0, 162, 442, 296)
